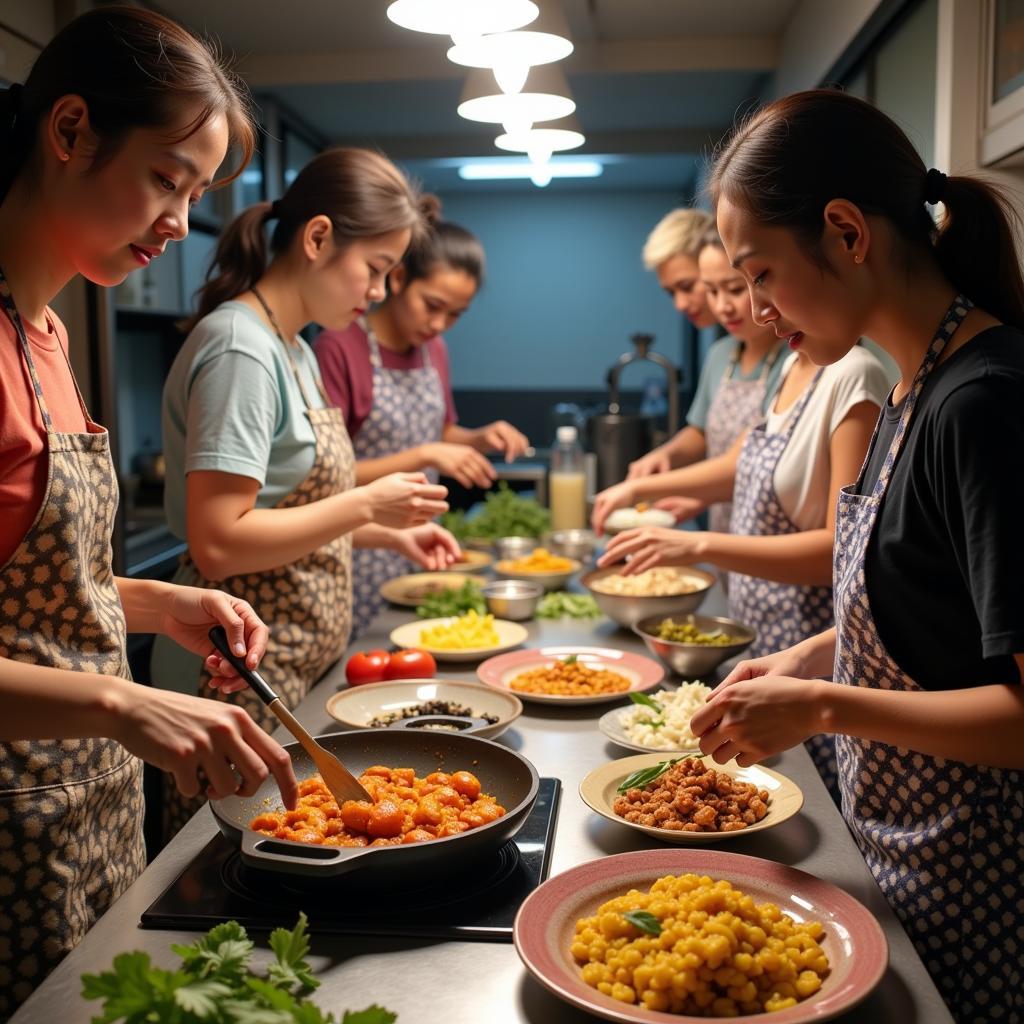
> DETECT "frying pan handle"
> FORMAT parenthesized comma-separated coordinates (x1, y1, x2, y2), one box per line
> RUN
(208, 626, 278, 706)
(241, 828, 372, 872)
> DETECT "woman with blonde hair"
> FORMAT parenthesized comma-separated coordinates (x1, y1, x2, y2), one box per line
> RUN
(629, 210, 785, 490)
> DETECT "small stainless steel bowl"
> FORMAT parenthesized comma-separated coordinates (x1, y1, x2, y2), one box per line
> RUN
(581, 565, 715, 628)
(494, 536, 540, 562)
(633, 612, 756, 678)
(483, 579, 543, 621)
(543, 528, 598, 562)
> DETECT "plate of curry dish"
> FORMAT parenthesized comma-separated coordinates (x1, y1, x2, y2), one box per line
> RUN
(476, 646, 664, 706)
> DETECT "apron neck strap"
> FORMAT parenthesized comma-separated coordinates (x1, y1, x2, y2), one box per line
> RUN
(251, 287, 324, 411)
(364, 314, 431, 369)
(775, 362, 824, 442)
(0, 263, 92, 430)
(868, 294, 973, 499)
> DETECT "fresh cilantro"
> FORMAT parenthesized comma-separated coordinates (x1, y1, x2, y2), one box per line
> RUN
(82, 913, 396, 1023)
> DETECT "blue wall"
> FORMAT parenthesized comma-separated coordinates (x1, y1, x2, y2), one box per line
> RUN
(437, 189, 691, 392)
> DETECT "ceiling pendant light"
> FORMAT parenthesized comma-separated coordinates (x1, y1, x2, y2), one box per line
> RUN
(458, 63, 575, 136)
(447, 0, 573, 96)
(495, 113, 585, 165)
(386, 0, 538, 41)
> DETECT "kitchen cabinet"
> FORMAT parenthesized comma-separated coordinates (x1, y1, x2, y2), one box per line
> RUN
(982, 0, 1024, 163)
(89, 213, 223, 582)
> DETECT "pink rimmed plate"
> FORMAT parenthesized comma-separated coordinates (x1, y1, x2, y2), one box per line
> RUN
(476, 646, 664, 706)
(514, 847, 888, 1023)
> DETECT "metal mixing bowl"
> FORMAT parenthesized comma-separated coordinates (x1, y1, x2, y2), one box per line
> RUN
(542, 528, 598, 562)
(580, 565, 715, 628)
(633, 612, 756, 677)
(494, 536, 540, 562)
(483, 579, 543, 621)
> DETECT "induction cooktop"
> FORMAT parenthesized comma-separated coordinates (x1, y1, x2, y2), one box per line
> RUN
(141, 777, 560, 943)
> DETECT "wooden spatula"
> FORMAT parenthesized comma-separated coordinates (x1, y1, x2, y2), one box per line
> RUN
(208, 627, 373, 806)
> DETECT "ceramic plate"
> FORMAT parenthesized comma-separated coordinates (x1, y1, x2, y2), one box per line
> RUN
(597, 704, 703, 755)
(604, 507, 676, 534)
(441, 549, 494, 573)
(514, 847, 888, 1024)
(579, 753, 803, 844)
(390, 616, 528, 663)
(325, 678, 522, 739)
(378, 572, 484, 608)
(476, 646, 664, 706)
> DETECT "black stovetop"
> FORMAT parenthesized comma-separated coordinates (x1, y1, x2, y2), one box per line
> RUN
(141, 777, 560, 943)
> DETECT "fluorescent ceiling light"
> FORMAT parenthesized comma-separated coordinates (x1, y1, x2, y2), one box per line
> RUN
(387, 0, 537, 38)
(458, 160, 602, 181)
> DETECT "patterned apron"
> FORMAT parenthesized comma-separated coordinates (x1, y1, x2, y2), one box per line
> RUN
(349, 317, 447, 638)
(0, 268, 145, 1018)
(833, 296, 1023, 1024)
(163, 315, 355, 837)
(704, 341, 784, 535)
(728, 366, 838, 799)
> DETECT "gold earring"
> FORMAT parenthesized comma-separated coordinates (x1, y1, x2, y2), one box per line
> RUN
(60, 152, 70, 162)
(854, 255, 864, 264)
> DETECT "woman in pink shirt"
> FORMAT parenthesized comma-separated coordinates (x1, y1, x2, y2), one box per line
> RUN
(315, 199, 530, 632)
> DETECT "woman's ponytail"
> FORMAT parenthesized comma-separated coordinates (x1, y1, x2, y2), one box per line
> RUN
(187, 203, 273, 329)
(934, 176, 1024, 331)
(0, 83, 32, 202)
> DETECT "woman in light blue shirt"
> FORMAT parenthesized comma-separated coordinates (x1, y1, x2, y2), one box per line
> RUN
(154, 149, 459, 834)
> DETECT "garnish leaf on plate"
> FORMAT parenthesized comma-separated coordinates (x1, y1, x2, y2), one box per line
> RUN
(629, 692, 663, 713)
(617, 757, 682, 794)
(622, 910, 662, 936)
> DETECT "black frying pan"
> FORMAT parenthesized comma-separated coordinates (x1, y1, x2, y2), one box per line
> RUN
(209, 728, 540, 879)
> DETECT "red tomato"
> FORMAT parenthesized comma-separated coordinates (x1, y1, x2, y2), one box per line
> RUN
(384, 649, 437, 680)
(345, 649, 391, 686)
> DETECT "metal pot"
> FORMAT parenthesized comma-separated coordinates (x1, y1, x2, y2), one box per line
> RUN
(587, 412, 653, 490)
(210, 729, 539, 879)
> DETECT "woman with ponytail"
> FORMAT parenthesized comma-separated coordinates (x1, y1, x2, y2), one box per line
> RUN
(688, 89, 1024, 1021)
(314, 199, 528, 634)
(155, 148, 460, 832)
(0, 8, 301, 1014)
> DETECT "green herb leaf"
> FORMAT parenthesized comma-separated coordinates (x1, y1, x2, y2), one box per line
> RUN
(343, 1007, 400, 1024)
(616, 757, 682, 794)
(267, 912, 319, 992)
(622, 910, 662, 936)
(536, 591, 602, 620)
(415, 579, 485, 619)
(561, 654, 579, 665)
(629, 692, 663, 713)
(175, 978, 235, 1018)
(82, 913, 397, 1024)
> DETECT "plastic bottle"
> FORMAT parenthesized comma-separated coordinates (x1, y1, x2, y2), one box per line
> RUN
(549, 425, 587, 530)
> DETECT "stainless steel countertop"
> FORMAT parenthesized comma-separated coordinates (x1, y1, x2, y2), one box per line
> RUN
(13, 600, 953, 1024)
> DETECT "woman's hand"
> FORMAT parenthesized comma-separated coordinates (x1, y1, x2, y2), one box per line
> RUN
(159, 587, 268, 694)
(718, 645, 815, 687)
(627, 448, 671, 479)
(591, 480, 636, 535)
(361, 472, 449, 529)
(596, 526, 705, 574)
(110, 684, 299, 805)
(689, 675, 826, 767)
(424, 442, 497, 489)
(474, 420, 530, 462)
(654, 495, 706, 524)
(391, 522, 461, 570)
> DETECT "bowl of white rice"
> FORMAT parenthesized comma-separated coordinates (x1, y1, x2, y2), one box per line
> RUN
(580, 565, 715, 628)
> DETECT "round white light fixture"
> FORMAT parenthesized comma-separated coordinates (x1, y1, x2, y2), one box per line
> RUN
(387, 0, 538, 39)
(447, 2, 573, 95)
(458, 63, 575, 133)
(496, 113, 584, 164)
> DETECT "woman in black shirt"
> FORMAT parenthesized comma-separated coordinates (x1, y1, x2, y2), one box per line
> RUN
(691, 89, 1024, 1024)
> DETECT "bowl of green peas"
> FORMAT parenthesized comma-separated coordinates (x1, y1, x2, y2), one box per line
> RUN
(633, 613, 756, 678)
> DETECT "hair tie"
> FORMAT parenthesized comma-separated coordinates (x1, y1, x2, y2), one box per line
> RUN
(924, 167, 947, 205)
(268, 198, 283, 220)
